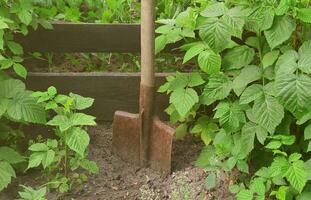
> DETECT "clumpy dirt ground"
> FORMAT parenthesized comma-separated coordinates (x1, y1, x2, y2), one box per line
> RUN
(0, 123, 234, 200)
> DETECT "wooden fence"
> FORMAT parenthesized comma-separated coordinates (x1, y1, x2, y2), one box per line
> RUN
(16, 23, 172, 121)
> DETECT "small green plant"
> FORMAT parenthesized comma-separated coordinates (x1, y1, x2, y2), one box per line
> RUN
(18, 185, 47, 200)
(29, 86, 99, 193)
(158, 0, 311, 199)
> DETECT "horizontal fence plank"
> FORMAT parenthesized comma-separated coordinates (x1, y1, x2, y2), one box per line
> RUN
(16, 23, 141, 53)
(16, 23, 180, 53)
(26, 72, 171, 121)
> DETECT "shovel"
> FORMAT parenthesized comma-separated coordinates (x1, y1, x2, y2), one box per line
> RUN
(112, 0, 174, 174)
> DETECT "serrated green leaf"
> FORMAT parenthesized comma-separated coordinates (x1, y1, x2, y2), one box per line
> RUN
(66, 127, 90, 156)
(275, 74, 311, 116)
(237, 189, 253, 200)
(0, 147, 25, 164)
(233, 65, 262, 96)
(264, 15, 296, 49)
(7, 41, 23, 55)
(223, 46, 255, 70)
(13, 63, 27, 79)
(80, 159, 99, 174)
(270, 156, 290, 177)
(183, 43, 205, 64)
(262, 50, 280, 68)
(297, 8, 311, 23)
(200, 2, 226, 17)
(155, 35, 167, 54)
(245, 7, 274, 32)
(170, 88, 199, 117)
(266, 141, 282, 149)
(69, 93, 94, 110)
(0, 161, 15, 191)
(0, 79, 25, 98)
(42, 150, 55, 169)
(275, 50, 298, 75)
(198, 50, 221, 74)
(298, 41, 311, 74)
(203, 73, 232, 104)
(222, 6, 248, 38)
(285, 160, 308, 192)
(240, 84, 264, 105)
(214, 101, 245, 132)
(253, 95, 284, 134)
(7, 91, 46, 124)
(199, 18, 231, 52)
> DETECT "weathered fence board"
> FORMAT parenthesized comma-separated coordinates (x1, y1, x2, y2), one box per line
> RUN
(16, 23, 141, 53)
(26, 72, 170, 121)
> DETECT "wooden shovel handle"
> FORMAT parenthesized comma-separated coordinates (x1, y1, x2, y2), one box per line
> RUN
(139, 0, 155, 167)
(141, 0, 155, 87)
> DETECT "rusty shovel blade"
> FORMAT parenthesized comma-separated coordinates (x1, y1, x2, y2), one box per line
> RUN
(112, 111, 174, 174)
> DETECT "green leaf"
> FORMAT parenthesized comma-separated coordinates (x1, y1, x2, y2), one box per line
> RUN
(80, 159, 99, 174)
(203, 73, 232, 104)
(198, 50, 221, 74)
(250, 178, 265, 196)
(66, 127, 90, 156)
(304, 123, 311, 141)
(7, 41, 23, 55)
(223, 46, 255, 70)
(237, 160, 249, 173)
(262, 50, 280, 68)
(175, 123, 188, 140)
(205, 172, 217, 190)
(233, 124, 256, 159)
(42, 150, 55, 169)
(47, 115, 71, 132)
(29, 143, 48, 152)
(276, 0, 291, 15)
(224, 157, 237, 171)
(0, 79, 25, 98)
(222, 6, 248, 38)
(237, 189, 253, 200)
(233, 65, 262, 96)
(240, 84, 264, 104)
(253, 95, 284, 134)
(275, 74, 311, 115)
(270, 156, 290, 177)
(199, 18, 231, 52)
(0, 147, 25, 164)
(7, 91, 46, 124)
(200, 2, 226, 17)
(170, 88, 199, 117)
(264, 15, 296, 49)
(13, 63, 27, 79)
(69, 93, 94, 110)
(18, 10, 33, 25)
(297, 8, 311, 23)
(70, 113, 96, 126)
(298, 41, 311, 74)
(188, 72, 205, 87)
(0, 18, 8, 29)
(285, 160, 308, 192)
(27, 152, 43, 169)
(275, 50, 298, 75)
(0, 161, 15, 191)
(245, 7, 274, 32)
(214, 101, 245, 132)
(266, 141, 282, 149)
(155, 35, 167, 54)
(183, 43, 205, 64)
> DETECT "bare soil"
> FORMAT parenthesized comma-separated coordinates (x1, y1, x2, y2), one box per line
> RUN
(0, 123, 234, 200)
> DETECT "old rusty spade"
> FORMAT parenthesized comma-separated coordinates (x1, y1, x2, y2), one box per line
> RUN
(112, 0, 174, 174)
